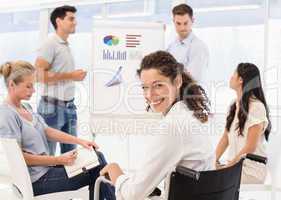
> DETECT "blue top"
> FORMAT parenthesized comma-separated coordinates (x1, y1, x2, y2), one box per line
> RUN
(0, 103, 50, 183)
(167, 31, 209, 85)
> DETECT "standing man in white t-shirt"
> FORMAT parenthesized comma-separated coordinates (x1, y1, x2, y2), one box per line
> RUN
(167, 3, 209, 85)
(35, 5, 87, 155)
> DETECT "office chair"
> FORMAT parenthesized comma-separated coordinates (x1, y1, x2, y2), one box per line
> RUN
(240, 132, 281, 200)
(0, 138, 88, 200)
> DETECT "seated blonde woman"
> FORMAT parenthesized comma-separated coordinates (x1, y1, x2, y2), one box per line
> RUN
(0, 61, 115, 199)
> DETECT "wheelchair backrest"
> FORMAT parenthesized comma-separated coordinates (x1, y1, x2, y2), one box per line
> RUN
(168, 159, 243, 200)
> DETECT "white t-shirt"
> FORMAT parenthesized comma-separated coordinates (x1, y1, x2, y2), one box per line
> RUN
(228, 98, 268, 181)
(115, 101, 215, 200)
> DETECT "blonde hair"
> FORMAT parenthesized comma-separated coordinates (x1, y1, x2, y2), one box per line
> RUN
(0, 61, 35, 87)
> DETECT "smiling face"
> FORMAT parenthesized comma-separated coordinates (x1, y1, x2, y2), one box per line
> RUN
(173, 14, 193, 40)
(140, 69, 181, 114)
(9, 73, 35, 101)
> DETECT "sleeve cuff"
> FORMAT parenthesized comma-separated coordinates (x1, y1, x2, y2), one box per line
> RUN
(115, 174, 130, 198)
(247, 118, 268, 131)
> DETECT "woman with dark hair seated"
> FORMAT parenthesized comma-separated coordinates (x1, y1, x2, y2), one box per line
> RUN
(216, 63, 271, 184)
(100, 51, 215, 200)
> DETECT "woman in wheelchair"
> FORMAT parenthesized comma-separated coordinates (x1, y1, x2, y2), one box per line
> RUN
(216, 63, 271, 184)
(0, 61, 115, 199)
(100, 51, 215, 199)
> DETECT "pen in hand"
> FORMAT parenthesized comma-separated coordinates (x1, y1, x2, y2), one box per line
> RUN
(56, 150, 78, 166)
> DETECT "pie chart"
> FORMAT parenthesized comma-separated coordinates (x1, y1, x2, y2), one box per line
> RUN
(103, 35, 119, 46)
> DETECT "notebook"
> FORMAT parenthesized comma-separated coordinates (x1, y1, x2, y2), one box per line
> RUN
(64, 147, 100, 178)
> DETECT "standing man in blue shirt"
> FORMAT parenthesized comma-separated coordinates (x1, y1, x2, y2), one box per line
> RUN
(35, 5, 87, 155)
(167, 3, 209, 85)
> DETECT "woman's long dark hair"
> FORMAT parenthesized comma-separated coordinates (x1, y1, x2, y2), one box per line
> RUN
(137, 50, 210, 123)
(225, 63, 271, 141)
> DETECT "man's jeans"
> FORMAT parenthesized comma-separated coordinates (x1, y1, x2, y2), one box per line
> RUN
(32, 151, 116, 200)
(38, 98, 77, 155)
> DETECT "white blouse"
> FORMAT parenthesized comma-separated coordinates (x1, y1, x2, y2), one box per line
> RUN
(115, 101, 215, 200)
(227, 98, 268, 181)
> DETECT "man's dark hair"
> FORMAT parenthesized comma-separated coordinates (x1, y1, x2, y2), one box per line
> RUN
(50, 5, 77, 30)
(172, 3, 193, 18)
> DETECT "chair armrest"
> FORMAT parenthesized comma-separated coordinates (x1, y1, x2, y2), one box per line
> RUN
(246, 154, 267, 164)
(176, 166, 200, 181)
(94, 176, 114, 200)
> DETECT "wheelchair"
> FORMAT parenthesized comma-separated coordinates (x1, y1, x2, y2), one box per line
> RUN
(95, 153, 267, 200)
